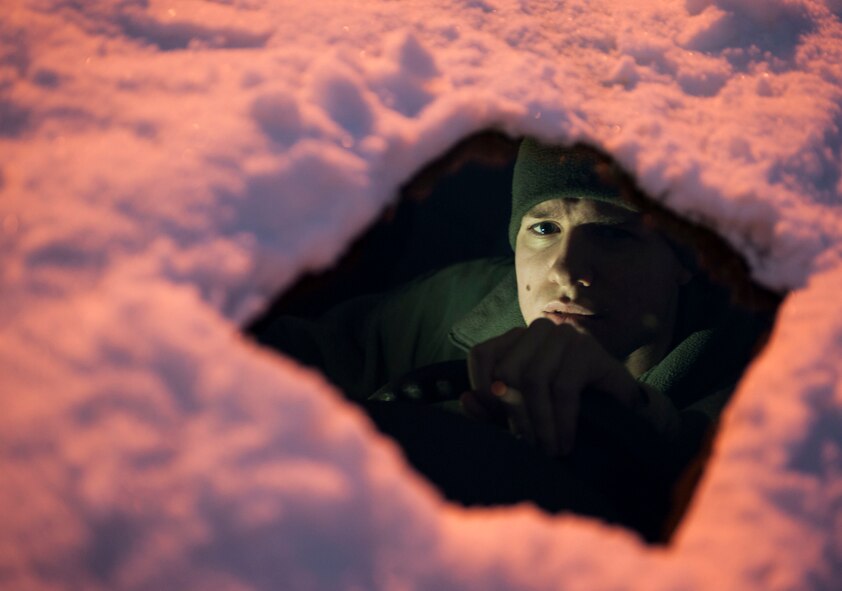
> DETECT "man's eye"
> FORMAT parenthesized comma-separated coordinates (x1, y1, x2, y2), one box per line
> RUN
(528, 221, 560, 236)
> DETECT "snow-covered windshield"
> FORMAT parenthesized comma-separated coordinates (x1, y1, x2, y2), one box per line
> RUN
(1, 1, 840, 589)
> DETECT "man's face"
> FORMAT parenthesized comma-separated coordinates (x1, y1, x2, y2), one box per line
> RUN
(514, 198, 690, 376)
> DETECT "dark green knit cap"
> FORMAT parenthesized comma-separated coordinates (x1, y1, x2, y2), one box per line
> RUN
(509, 138, 639, 248)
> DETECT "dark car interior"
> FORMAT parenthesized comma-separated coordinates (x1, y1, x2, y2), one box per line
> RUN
(245, 131, 782, 543)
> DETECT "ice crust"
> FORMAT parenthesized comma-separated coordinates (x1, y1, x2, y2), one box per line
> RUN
(1, 0, 841, 589)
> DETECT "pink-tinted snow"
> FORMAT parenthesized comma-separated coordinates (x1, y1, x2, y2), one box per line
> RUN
(1, 0, 841, 589)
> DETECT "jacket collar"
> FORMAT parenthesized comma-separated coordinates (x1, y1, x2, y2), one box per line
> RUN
(449, 267, 525, 351)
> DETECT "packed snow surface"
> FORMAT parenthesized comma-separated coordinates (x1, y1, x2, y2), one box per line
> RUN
(2, 0, 842, 589)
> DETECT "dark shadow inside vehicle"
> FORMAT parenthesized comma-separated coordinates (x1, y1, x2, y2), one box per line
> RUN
(248, 132, 517, 322)
(245, 131, 782, 544)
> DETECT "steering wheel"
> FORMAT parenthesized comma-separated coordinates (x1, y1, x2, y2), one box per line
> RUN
(369, 359, 678, 468)
(364, 359, 690, 542)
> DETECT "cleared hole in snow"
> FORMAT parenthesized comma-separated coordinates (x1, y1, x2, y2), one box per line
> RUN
(3, 0, 841, 586)
(246, 131, 783, 543)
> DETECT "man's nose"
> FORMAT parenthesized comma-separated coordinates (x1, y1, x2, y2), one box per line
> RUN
(547, 229, 593, 290)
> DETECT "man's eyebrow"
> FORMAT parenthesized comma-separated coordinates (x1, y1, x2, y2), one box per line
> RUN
(525, 206, 556, 219)
(523, 204, 640, 225)
(589, 216, 640, 227)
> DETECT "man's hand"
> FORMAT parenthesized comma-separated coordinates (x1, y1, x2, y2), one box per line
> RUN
(460, 317, 650, 457)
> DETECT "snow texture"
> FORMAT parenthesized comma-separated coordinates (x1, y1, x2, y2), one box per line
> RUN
(1, 0, 841, 589)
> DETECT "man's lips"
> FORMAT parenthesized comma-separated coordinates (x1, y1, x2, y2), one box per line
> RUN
(542, 301, 596, 316)
(541, 302, 599, 326)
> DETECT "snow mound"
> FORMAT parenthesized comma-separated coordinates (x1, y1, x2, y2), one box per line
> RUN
(1, 0, 841, 589)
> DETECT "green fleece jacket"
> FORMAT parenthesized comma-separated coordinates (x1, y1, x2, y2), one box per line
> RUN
(256, 257, 766, 428)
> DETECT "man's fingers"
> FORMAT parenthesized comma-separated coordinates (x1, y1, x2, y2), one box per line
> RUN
(459, 390, 505, 424)
(589, 350, 643, 408)
(491, 383, 533, 443)
(551, 373, 584, 455)
(517, 324, 567, 455)
(480, 325, 552, 447)
(523, 378, 559, 455)
(466, 319, 641, 457)
(467, 327, 524, 395)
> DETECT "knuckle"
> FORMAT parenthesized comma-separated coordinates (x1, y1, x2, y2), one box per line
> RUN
(552, 323, 579, 339)
(518, 372, 544, 395)
(550, 378, 577, 403)
(528, 317, 554, 335)
(493, 361, 520, 388)
(528, 316, 554, 329)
